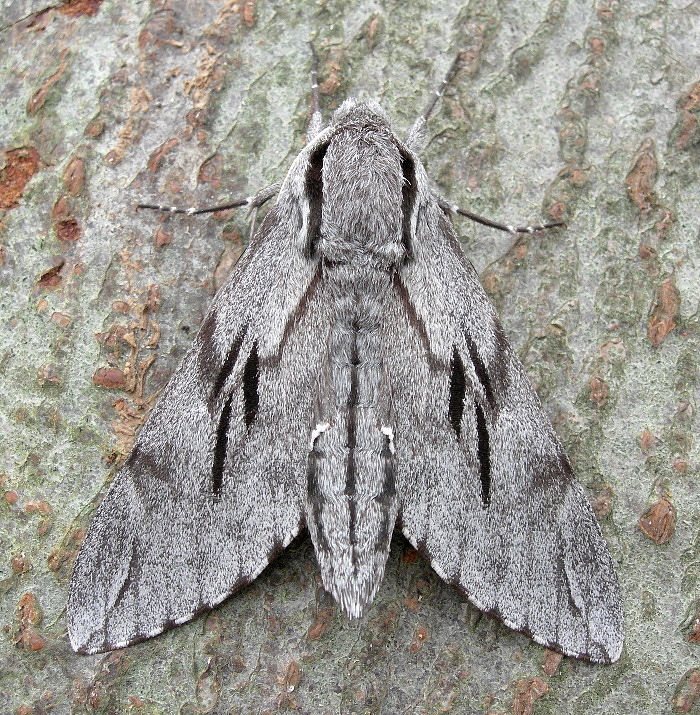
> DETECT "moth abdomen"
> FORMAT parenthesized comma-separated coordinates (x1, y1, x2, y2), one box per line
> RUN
(304, 252, 399, 616)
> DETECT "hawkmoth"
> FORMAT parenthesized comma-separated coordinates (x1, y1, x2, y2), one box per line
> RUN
(68, 50, 623, 663)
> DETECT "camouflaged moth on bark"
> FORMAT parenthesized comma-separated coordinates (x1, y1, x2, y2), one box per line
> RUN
(68, 50, 624, 663)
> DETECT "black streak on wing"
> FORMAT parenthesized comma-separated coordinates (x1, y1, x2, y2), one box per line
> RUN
(399, 150, 417, 261)
(242, 341, 260, 427)
(112, 539, 139, 612)
(448, 347, 466, 437)
(211, 330, 246, 403)
(304, 143, 328, 258)
(465, 334, 494, 408)
(212, 394, 234, 498)
(474, 402, 491, 506)
(210, 335, 253, 498)
(392, 274, 448, 372)
(560, 552, 583, 619)
(126, 444, 170, 499)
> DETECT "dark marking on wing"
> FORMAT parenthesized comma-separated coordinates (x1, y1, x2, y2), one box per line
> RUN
(474, 402, 491, 506)
(532, 452, 575, 493)
(399, 150, 417, 261)
(304, 143, 328, 259)
(212, 393, 234, 498)
(465, 334, 494, 408)
(112, 539, 139, 612)
(561, 552, 583, 619)
(242, 341, 259, 427)
(491, 320, 511, 394)
(448, 347, 467, 437)
(260, 262, 323, 370)
(126, 444, 170, 500)
(392, 274, 448, 372)
(210, 330, 246, 405)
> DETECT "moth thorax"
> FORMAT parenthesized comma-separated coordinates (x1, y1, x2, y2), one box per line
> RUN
(321, 129, 405, 252)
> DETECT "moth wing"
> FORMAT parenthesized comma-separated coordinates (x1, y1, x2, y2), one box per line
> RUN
(68, 206, 327, 654)
(387, 206, 623, 663)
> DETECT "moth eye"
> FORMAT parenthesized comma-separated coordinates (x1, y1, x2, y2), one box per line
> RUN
(304, 143, 328, 258)
(448, 346, 466, 437)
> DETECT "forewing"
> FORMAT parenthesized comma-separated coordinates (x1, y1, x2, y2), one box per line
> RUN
(68, 205, 327, 654)
(387, 204, 623, 663)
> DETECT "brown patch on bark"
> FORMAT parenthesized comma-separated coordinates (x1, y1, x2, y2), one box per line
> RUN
(588, 375, 608, 407)
(0, 147, 41, 210)
(38, 259, 65, 288)
(154, 227, 172, 248)
(513, 676, 549, 715)
(14, 593, 45, 652)
(93, 366, 127, 389)
(647, 276, 680, 347)
(408, 626, 428, 653)
(542, 649, 563, 676)
(11, 553, 31, 575)
(147, 137, 179, 173)
(105, 87, 152, 166)
(674, 81, 700, 151)
(52, 198, 81, 241)
(626, 138, 657, 214)
(639, 428, 655, 452)
(27, 50, 69, 115)
(639, 497, 676, 544)
(278, 660, 301, 708)
(592, 483, 614, 518)
(63, 157, 86, 195)
(306, 607, 333, 640)
(672, 668, 700, 713)
(401, 545, 420, 564)
(37, 363, 62, 385)
(59, 0, 103, 17)
(240, 0, 256, 27)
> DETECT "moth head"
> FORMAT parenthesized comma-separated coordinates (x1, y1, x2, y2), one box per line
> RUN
(331, 99, 391, 131)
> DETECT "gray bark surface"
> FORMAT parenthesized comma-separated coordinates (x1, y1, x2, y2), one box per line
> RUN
(0, 0, 698, 713)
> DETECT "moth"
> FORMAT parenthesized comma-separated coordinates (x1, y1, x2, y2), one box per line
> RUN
(68, 50, 623, 663)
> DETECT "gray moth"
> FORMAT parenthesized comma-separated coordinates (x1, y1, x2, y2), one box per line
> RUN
(67, 51, 624, 664)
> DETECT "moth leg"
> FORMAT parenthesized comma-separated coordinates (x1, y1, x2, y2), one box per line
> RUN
(136, 182, 282, 216)
(306, 42, 323, 142)
(405, 52, 465, 152)
(435, 194, 566, 234)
